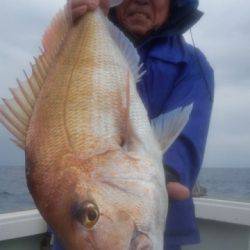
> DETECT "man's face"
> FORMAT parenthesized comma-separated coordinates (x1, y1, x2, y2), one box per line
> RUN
(116, 0, 170, 38)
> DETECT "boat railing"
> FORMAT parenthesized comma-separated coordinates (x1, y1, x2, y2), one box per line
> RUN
(1, 198, 250, 249)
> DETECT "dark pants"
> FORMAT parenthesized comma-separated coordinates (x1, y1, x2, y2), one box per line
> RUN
(53, 236, 64, 250)
(165, 244, 181, 250)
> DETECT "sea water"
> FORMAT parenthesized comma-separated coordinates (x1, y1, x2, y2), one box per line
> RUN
(0, 165, 250, 214)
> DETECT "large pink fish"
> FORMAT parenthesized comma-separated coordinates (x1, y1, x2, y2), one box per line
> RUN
(0, 3, 191, 249)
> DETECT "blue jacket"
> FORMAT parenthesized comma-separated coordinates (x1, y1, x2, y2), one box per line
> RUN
(137, 36, 214, 247)
(109, 0, 214, 247)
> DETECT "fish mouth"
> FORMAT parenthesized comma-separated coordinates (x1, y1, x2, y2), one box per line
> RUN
(129, 228, 153, 250)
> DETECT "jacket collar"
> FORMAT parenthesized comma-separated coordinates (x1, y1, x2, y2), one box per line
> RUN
(144, 36, 189, 64)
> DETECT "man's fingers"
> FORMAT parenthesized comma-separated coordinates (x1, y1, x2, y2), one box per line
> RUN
(87, 0, 100, 11)
(69, 0, 109, 21)
(70, 0, 99, 9)
(167, 182, 190, 201)
(70, 0, 87, 9)
(99, 0, 109, 14)
(71, 5, 88, 22)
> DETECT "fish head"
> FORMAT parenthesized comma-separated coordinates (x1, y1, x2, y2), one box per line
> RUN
(29, 150, 167, 250)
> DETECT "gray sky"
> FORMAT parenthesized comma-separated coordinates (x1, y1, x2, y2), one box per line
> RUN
(0, 0, 249, 168)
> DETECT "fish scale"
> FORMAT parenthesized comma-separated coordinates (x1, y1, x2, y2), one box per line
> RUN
(27, 10, 127, 166)
(63, 11, 128, 155)
(0, 4, 193, 249)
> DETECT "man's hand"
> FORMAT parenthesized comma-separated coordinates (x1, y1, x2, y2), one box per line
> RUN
(68, 0, 109, 22)
(167, 182, 190, 201)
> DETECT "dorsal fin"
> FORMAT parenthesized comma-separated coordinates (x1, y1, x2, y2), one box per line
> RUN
(0, 4, 72, 149)
(106, 18, 144, 83)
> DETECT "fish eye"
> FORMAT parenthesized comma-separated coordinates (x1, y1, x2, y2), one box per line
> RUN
(74, 201, 100, 229)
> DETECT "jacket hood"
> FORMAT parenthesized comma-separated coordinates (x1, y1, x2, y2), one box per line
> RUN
(109, 0, 203, 41)
(166, 0, 203, 35)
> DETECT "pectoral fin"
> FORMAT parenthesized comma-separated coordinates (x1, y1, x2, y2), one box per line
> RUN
(151, 104, 193, 152)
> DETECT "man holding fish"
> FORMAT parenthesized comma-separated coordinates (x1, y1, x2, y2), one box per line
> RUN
(52, 0, 214, 249)
(0, 0, 213, 249)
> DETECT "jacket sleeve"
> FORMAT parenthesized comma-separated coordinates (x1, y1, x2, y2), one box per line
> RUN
(162, 49, 214, 189)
